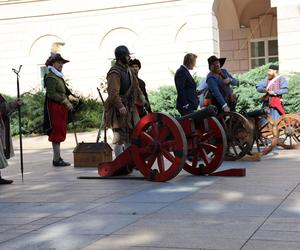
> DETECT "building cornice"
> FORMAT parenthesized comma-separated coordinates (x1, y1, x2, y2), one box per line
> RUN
(0, 0, 182, 21)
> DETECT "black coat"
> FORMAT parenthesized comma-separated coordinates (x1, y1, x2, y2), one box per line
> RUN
(174, 65, 199, 113)
(138, 78, 151, 113)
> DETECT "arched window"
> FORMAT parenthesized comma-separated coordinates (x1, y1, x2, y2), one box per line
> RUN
(99, 27, 139, 63)
(29, 35, 65, 88)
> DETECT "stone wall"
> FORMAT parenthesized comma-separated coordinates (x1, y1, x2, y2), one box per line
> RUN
(0, 0, 219, 96)
(271, 0, 300, 73)
(219, 28, 250, 74)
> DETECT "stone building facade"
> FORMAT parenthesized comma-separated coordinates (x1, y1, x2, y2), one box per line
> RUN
(0, 0, 299, 96)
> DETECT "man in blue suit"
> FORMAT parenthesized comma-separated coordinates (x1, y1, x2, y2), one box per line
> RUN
(175, 53, 199, 116)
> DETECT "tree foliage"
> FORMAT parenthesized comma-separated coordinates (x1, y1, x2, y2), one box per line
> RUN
(234, 63, 300, 113)
(148, 85, 179, 117)
(7, 90, 102, 136)
(148, 63, 300, 116)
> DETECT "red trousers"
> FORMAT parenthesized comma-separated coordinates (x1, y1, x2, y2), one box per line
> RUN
(47, 100, 68, 142)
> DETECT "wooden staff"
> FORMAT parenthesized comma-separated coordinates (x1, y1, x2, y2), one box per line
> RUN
(12, 65, 24, 182)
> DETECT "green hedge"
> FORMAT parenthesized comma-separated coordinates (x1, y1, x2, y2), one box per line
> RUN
(235, 63, 300, 113)
(283, 73, 300, 113)
(7, 90, 102, 136)
(148, 86, 180, 117)
(148, 64, 300, 116)
(6, 64, 299, 136)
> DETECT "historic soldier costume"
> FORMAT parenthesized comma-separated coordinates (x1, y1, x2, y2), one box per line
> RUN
(198, 57, 238, 109)
(205, 56, 237, 112)
(175, 53, 199, 116)
(256, 64, 288, 121)
(0, 95, 20, 184)
(44, 53, 77, 167)
(129, 58, 152, 116)
(105, 45, 146, 156)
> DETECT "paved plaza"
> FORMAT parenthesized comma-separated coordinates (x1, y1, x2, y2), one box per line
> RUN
(0, 131, 300, 250)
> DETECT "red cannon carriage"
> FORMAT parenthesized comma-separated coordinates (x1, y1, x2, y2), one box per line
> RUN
(97, 106, 245, 182)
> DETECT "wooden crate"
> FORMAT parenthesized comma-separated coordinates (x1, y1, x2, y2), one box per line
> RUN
(73, 142, 113, 167)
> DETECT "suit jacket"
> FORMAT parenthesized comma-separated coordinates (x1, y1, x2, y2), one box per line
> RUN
(174, 65, 199, 112)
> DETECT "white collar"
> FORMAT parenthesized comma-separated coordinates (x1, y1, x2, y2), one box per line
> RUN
(182, 65, 190, 71)
(48, 66, 64, 78)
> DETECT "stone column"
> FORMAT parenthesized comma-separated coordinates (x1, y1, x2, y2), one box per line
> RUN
(271, 0, 300, 73)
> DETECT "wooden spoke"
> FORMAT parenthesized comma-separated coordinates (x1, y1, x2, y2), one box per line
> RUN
(183, 116, 226, 175)
(218, 112, 253, 161)
(157, 153, 165, 173)
(277, 114, 300, 149)
(131, 113, 187, 181)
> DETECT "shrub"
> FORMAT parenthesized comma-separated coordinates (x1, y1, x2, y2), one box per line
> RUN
(69, 94, 103, 132)
(282, 73, 300, 113)
(148, 86, 180, 117)
(234, 64, 271, 111)
(148, 63, 299, 116)
(7, 90, 102, 136)
(234, 63, 300, 113)
(10, 90, 45, 136)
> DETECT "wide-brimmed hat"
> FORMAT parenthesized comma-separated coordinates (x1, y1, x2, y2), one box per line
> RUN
(45, 53, 69, 66)
(207, 55, 226, 68)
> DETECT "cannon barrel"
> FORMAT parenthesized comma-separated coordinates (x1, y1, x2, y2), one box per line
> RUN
(242, 108, 267, 118)
(177, 105, 217, 122)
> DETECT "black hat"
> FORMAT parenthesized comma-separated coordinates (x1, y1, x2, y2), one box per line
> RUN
(114, 45, 131, 59)
(45, 53, 69, 66)
(207, 55, 226, 68)
(129, 59, 141, 69)
(269, 64, 279, 70)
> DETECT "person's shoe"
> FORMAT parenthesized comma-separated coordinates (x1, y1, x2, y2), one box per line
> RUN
(0, 177, 13, 185)
(53, 157, 71, 167)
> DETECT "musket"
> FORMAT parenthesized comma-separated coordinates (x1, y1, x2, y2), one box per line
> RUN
(96, 87, 107, 143)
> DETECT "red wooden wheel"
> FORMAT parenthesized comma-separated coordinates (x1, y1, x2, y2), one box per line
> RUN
(250, 115, 278, 155)
(218, 112, 253, 161)
(183, 117, 226, 175)
(277, 114, 300, 149)
(131, 113, 187, 182)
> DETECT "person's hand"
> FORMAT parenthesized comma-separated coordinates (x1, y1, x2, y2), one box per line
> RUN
(65, 102, 73, 111)
(223, 105, 230, 112)
(267, 90, 276, 96)
(119, 107, 127, 116)
(223, 78, 231, 84)
(69, 95, 79, 103)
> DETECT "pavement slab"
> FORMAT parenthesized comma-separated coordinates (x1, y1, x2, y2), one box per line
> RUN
(0, 132, 299, 249)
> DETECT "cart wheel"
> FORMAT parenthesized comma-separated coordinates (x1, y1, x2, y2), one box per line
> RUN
(218, 112, 253, 161)
(277, 114, 300, 149)
(251, 115, 278, 155)
(183, 117, 226, 175)
(131, 113, 187, 182)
